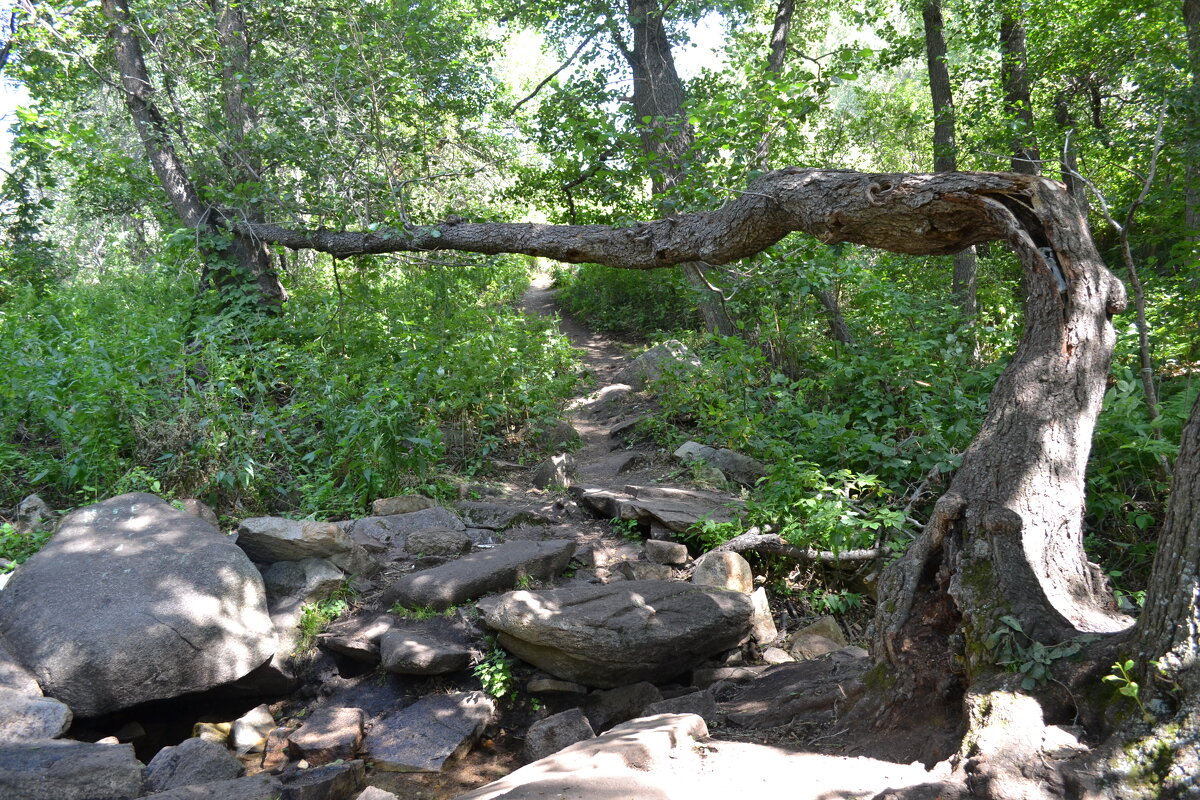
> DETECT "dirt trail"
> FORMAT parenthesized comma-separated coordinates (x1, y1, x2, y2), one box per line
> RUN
(502, 274, 944, 800)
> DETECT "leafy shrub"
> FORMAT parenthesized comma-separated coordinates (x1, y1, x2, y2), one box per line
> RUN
(0, 522, 53, 573)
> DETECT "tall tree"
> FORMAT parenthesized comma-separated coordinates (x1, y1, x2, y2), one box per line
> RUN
(1185, 0, 1200, 241)
(1000, 8, 1040, 175)
(923, 0, 977, 320)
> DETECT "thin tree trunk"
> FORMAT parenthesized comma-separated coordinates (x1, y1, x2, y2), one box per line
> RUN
(618, 0, 736, 336)
(1054, 91, 1089, 215)
(923, 0, 978, 321)
(814, 287, 854, 345)
(102, 0, 285, 311)
(753, 0, 794, 169)
(1185, 0, 1200, 241)
(1000, 12, 1040, 175)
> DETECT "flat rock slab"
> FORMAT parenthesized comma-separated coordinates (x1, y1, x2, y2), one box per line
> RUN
(380, 628, 473, 675)
(717, 651, 869, 728)
(0, 688, 72, 741)
(362, 691, 495, 772)
(339, 509, 466, 554)
(479, 580, 753, 688)
(0, 740, 145, 800)
(453, 501, 556, 531)
(143, 773, 283, 799)
(236, 517, 373, 576)
(573, 485, 744, 533)
(380, 539, 576, 612)
(0, 493, 276, 717)
(454, 713, 708, 800)
(287, 706, 364, 765)
(145, 737, 243, 793)
(319, 614, 396, 664)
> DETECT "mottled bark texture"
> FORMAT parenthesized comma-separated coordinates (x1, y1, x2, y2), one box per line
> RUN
(923, 0, 977, 319)
(618, 0, 736, 336)
(1185, 0, 1200, 241)
(1000, 12, 1040, 175)
(103, 0, 285, 310)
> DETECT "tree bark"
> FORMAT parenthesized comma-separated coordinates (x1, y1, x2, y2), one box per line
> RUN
(618, 0, 737, 337)
(1054, 91, 1090, 215)
(1185, 0, 1200, 241)
(1000, 12, 1040, 175)
(102, 0, 285, 311)
(753, 0, 794, 169)
(923, 0, 977, 320)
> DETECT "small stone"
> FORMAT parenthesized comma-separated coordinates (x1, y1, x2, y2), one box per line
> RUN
(145, 737, 243, 792)
(355, 788, 400, 800)
(643, 540, 688, 565)
(380, 630, 472, 676)
(287, 706, 364, 766)
(614, 561, 673, 581)
(691, 551, 754, 593)
(231, 704, 275, 755)
(748, 587, 778, 645)
(526, 677, 587, 695)
(280, 758, 366, 800)
(260, 726, 292, 772)
(532, 453, 577, 489)
(371, 496, 436, 516)
(194, 722, 232, 744)
(762, 647, 793, 665)
(405, 529, 471, 558)
(0, 688, 72, 741)
(788, 634, 842, 660)
(789, 615, 847, 647)
(524, 709, 595, 762)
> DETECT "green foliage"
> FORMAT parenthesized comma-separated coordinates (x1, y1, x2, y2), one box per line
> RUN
(473, 639, 518, 702)
(0, 252, 578, 515)
(555, 265, 697, 338)
(0, 522, 52, 573)
(296, 582, 357, 653)
(610, 517, 642, 542)
(1104, 659, 1153, 722)
(985, 615, 1093, 690)
(389, 604, 455, 619)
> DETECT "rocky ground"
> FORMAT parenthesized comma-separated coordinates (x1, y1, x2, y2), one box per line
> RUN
(0, 273, 952, 800)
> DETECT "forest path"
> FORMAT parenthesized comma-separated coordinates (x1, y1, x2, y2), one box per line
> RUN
(500, 274, 943, 800)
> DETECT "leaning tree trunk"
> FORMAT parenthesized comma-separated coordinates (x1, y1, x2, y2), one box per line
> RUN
(102, 0, 286, 312)
(864, 174, 1130, 762)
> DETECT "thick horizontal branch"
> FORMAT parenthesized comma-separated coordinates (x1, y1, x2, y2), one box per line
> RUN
(705, 529, 891, 565)
(228, 168, 1037, 267)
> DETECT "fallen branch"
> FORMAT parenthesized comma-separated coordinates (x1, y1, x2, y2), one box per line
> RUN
(705, 528, 891, 565)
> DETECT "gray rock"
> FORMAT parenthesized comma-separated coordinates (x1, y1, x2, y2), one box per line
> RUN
(748, 587, 778, 644)
(788, 615, 848, 647)
(236, 517, 374, 576)
(280, 759, 365, 800)
(579, 384, 632, 417)
(287, 707, 364, 766)
(231, 704, 275, 755)
(526, 677, 587, 695)
(380, 629, 472, 675)
(692, 551, 754, 593)
(585, 682, 662, 732)
(371, 496, 436, 516)
(762, 647, 793, 664)
(717, 654, 869, 728)
(381, 539, 576, 612)
(578, 451, 644, 481)
(144, 773, 283, 799)
(145, 737, 243, 792)
(0, 739, 145, 800)
(0, 493, 276, 717)
(453, 501, 555, 531)
(788, 634, 843, 660)
(524, 708, 594, 762)
(613, 340, 701, 390)
(0, 688, 72, 741)
(318, 614, 395, 664)
(405, 529, 470, 557)
(362, 692, 494, 772)
(453, 714, 708, 800)
(691, 665, 767, 688)
(479, 581, 754, 688)
(672, 442, 768, 487)
(179, 499, 220, 528)
(341, 509, 465, 554)
(574, 485, 744, 533)
(643, 539, 688, 565)
(529, 420, 580, 450)
(354, 788, 399, 800)
(15, 494, 54, 534)
(614, 561, 673, 581)
(0, 637, 41, 696)
(262, 558, 345, 607)
(643, 690, 721, 726)
(532, 453, 576, 489)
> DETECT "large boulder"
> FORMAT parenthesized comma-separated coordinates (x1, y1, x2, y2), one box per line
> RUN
(380, 539, 576, 612)
(612, 340, 701, 390)
(0, 688, 72, 741)
(478, 581, 754, 687)
(0, 493, 276, 717)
